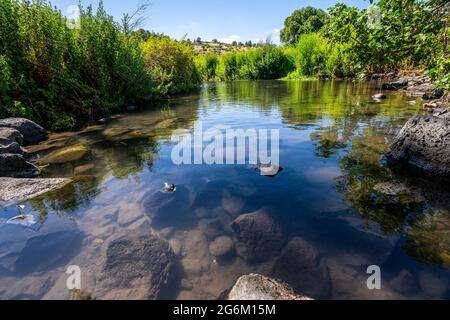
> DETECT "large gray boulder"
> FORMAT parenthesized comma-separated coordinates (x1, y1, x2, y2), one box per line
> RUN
(227, 274, 313, 300)
(0, 127, 24, 144)
(0, 118, 47, 145)
(231, 208, 284, 262)
(0, 177, 70, 203)
(95, 234, 178, 300)
(386, 115, 450, 176)
(0, 153, 40, 178)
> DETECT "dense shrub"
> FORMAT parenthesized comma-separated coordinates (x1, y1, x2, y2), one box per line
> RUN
(141, 35, 201, 95)
(0, 0, 202, 131)
(0, 0, 156, 130)
(213, 45, 293, 81)
(195, 53, 219, 81)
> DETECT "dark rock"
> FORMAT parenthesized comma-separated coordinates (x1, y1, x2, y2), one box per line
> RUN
(13, 229, 84, 275)
(0, 153, 40, 178)
(227, 274, 313, 300)
(382, 80, 408, 90)
(273, 237, 331, 299)
(0, 118, 47, 145)
(386, 115, 450, 177)
(142, 185, 192, 229)
(423, 88, 445, 100)
(0, 127, 24, 144)
(231, 208, 284, 262)
(96, 234, 178, 300)
(0, 177, 70, 203)
(0, 141, 26, 155)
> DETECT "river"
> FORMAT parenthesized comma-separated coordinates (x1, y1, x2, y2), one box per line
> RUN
(0, 80, 449, 299)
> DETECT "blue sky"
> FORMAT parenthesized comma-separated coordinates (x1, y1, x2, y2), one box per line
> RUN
(51, 0, 370, 44)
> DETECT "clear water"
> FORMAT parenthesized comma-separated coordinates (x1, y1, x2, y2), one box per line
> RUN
(1, 80, 449, 299)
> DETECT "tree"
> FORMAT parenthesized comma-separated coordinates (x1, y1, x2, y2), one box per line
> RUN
(280, 6, 328, 45)
(196, 37, 202, 43)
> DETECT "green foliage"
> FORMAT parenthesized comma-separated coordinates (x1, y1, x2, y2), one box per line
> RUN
(323, 0, 449, 84)
(142, 35, 201, 95)
(195, 53, 219, 81)
(292, 34, 327, 76)
(0, 0, 201, 131)
(214, 45, 294, 81)
(280, 6, 328, 45)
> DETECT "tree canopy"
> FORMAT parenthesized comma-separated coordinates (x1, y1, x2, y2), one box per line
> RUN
(280, 6, 328, 45)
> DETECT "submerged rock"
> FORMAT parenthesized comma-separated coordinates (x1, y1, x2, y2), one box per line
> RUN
(273, 237, 331, 299)
(227, 274, 313, 300)
(38, 144, 88, 164)
(142, 185, 192, 229)
(231, 208, 284, 262)
(0, 153, 40, 178)
(96, 234, 178, 300)
(0, 118, 47, 145)
(209, 236, 235, 258)
(0, 177, 70, 203)
(386, 115, 450, 177)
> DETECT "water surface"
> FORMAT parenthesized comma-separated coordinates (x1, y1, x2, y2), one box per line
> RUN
(1, 80, 449, 299)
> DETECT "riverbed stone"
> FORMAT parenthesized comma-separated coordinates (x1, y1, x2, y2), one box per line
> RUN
(0, 177, 70, 202)
(0, 153, 40, 178)
(382, 79, 408, 90)
(209, 236, 235, 258)
(227, 274, 313, 300)
(142, 185, 192, 229)
(273, 237, 331, 299)
(95, 234, 178, 300)
(386, 115, 450, 177)
(38, 144, 88, 164)
(0, 127, 24, 144)
(0, 118, 47, 145)
(230, 208, 284, 262)
(0, 141, 26, 155)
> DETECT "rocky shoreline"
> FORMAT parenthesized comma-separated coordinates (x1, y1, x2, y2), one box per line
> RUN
(378, 72, 450, 177)
(0, 118, 71, 203)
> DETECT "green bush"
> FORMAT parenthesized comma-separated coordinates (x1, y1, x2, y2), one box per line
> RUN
(294, 34, 327, 76)
(195, 53, 219, 81)
(0, 0, 155, 130)
(215, 45, 293, 81)
(142, 35, 201, 95)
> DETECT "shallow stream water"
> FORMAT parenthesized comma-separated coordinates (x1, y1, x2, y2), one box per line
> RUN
(1, 80, 449, 299)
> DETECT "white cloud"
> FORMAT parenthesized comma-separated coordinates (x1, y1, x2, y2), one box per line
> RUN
(265, 28, 281, 45)
(219, 35, 241, 44)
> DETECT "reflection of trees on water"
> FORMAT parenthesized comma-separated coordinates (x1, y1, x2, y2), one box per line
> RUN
(28, 96, 201, 218)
